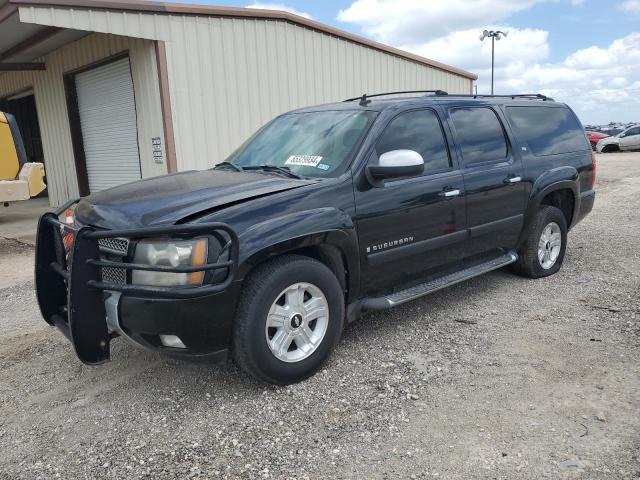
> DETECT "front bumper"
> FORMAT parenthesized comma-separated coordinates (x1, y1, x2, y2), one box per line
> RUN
(34, 201, 240, 365)
(116, 281, 242, 361)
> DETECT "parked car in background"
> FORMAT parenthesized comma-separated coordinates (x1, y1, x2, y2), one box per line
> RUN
(596, 125, 640, 153)
(586, 130, 609, 150)
(601, 128, 623, 136)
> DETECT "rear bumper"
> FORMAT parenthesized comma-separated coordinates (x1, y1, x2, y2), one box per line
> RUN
(35, 204, 240, 365)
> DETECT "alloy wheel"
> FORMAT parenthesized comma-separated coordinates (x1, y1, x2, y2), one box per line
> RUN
(264, 282, 329, 362)
(538, 221, 562, 269)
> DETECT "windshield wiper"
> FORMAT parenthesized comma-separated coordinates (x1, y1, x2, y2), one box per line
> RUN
(242, 165, 303, 179)
(213, 161, 243, 172)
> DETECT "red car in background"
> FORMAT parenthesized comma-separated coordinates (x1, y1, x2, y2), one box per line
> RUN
(586, 130, 610, 150)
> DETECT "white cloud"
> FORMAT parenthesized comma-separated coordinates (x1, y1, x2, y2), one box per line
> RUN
(337, 0, 640, 123)
(494, 32, 640, 123)
(564, 46, 611, 68)
(245, 3, 313, 19)
(620, 0, 640, 14)
(406, 27, 549, 72)
(337, 0, 543, 45)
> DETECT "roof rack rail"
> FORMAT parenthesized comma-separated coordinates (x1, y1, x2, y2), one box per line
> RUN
(344, 90, 449, 106)
(445, 93, 554, 101)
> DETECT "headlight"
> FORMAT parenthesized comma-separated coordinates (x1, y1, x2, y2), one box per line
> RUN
(132, 238, 208, 287)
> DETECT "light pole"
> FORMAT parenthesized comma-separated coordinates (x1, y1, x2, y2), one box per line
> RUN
(479, 30, 508, 95)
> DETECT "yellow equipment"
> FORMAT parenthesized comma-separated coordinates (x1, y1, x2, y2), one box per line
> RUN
(1, 112, 46, 205)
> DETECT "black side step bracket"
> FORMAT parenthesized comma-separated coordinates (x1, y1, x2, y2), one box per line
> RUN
(361, 251, 518, 311)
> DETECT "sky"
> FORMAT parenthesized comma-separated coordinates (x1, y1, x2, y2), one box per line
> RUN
(178, 0, 639, 125)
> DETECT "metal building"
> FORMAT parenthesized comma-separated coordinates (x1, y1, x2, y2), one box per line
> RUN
(0, 0, 477, 206)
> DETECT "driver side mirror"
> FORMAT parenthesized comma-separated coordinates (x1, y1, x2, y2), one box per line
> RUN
(367, 149, 424, 183)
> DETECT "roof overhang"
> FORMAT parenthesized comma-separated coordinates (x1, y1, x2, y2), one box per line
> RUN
(1, 0, 478, 80)
(0, 0, 89, 69)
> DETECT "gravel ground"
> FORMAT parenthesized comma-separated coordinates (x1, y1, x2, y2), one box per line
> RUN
(0, 152, 639, 480)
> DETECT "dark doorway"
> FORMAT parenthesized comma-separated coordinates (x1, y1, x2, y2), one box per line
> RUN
(1, 92, 47, 196)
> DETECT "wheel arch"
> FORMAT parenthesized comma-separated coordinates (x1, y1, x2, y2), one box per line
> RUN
(236, 208, 360, 303)
(541, 188, 575, 225)
(519, 169, 580, 245)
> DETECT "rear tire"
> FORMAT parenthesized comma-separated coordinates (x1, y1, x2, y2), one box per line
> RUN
(512, 206, 567, 279)
(232, 255, 344, 385)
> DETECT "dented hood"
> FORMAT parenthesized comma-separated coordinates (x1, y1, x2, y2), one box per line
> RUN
(75, 169, 314, 229)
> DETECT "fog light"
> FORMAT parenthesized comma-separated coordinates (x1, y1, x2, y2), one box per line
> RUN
(159, 334, 186, 349)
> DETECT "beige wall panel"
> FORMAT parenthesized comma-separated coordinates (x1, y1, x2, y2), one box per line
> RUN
(162, 16, 473, 170)
(0, 33, 165, 206)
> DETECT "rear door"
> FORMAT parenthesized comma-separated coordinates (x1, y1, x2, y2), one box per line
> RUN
(355, 108, 466, 295)
(446, 105, 526, 259)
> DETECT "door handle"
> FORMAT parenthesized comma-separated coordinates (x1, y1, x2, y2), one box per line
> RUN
(504, 176, 522, 184)
(440, 188, 461, 198)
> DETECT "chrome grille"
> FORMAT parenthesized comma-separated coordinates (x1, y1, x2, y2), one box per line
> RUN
(98, 238, 130, 285)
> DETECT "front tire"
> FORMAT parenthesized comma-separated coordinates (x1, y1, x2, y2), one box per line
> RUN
(512, 206, 567, 279)
(232, 255, 344, 385)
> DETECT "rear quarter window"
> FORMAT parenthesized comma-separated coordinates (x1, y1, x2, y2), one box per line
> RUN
(506, 106, 588, 156)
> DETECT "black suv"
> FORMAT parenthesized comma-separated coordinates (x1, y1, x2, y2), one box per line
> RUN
(35, 91, 595, 385)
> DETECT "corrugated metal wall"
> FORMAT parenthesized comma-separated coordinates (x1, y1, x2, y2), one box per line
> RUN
(0, 33, 165, 206)
(17, 6, 474, 173)
(164, 17, 473, 170)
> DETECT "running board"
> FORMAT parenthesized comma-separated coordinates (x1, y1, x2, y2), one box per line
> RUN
(361, 251, 518, 311)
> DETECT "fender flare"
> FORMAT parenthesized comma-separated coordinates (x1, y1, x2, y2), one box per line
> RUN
(236, 207, 360, 300)
(520, 167, 580, 243)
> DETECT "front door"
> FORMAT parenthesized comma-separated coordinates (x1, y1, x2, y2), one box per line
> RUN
(355, 108, 466, 296)
(446, 105, 526, 259)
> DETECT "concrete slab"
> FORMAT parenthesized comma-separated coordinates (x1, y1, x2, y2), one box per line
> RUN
(0, 197, 51, 245)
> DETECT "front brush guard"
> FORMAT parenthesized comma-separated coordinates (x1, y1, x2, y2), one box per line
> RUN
(34, 204, 238, 365)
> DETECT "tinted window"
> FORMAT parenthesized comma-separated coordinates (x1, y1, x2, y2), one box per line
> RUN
(450, 107, 508, 165)
(376, 109, 450, 173)
(624, 127, 640, 136)
(506, 106, 588, 156)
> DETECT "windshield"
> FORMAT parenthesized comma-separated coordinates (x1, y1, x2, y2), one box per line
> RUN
(227, 110, 377, 177)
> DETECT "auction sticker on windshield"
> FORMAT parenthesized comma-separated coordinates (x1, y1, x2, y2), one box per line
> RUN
(285, 155, 323, 167)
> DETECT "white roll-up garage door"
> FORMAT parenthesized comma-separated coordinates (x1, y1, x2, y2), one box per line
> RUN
(75, 57, 142, 193)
